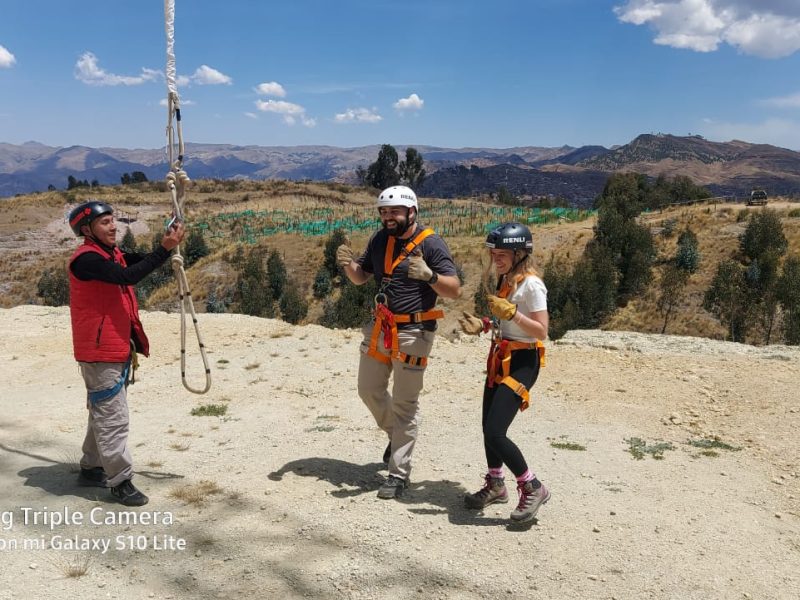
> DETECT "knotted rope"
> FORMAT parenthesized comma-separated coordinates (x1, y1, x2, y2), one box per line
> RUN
(164, 0, 211, 394)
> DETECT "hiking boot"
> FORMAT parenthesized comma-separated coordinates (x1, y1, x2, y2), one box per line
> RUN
(110, 479, 149, 507)
(510, 480, 550, 523)
(77, 467, 107, 488)
(382, 442, 391, 465)
(464, 474, 508, 509)
(377, 475, 408, 499)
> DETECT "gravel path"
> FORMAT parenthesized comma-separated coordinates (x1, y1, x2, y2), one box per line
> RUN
(1, 306, 798, 599)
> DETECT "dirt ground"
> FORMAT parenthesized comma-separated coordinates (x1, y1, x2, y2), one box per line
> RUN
(0, 305, 798, 599)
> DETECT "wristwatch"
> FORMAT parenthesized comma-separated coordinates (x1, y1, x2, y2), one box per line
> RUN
(427, 272, 439, 285)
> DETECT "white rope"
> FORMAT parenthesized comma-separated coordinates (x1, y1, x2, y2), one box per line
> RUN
(164, 0, 211, 394)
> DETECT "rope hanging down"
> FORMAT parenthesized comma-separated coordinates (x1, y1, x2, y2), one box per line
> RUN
(164, 0, 211, 394)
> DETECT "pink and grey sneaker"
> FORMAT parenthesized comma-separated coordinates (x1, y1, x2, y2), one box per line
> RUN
(464, 474, 509, 509)
(510, 480, 550, 523)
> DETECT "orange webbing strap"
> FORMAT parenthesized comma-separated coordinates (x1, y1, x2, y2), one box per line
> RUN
(366, 308, 444, 366)
(384, 228, 436, 275)
(486, 339, 546, 411)
(394, 309, 445, 323)
(497, 273, 525, 299)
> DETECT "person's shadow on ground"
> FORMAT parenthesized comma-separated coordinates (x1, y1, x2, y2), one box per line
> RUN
(268, 456, 534, 530)
(18, 463, 185, 501)
(2, 443, 184, 502)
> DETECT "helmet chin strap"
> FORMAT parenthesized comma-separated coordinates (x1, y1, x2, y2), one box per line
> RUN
(510, 250, 526, 273)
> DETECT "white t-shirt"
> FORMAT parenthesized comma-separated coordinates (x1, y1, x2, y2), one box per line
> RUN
(498, 275, 548, 343)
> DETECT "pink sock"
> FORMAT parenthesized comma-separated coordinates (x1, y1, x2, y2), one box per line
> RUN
(488, 467, 504, 478)
(516, 469, 534, 483)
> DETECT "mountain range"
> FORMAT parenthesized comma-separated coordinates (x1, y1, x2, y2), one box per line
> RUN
(2, 134, 799, 206)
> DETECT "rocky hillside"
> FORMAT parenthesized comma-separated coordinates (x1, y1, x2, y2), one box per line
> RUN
(4, 134, 800, 202)
(578, 134, 800, 196)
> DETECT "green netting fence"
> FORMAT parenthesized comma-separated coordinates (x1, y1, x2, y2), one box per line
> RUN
(192, 203, 595, 245)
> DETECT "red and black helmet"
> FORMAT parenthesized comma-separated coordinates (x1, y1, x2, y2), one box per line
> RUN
(68, 201, 113, 236)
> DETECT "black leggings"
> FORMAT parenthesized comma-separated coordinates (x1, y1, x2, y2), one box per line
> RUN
(481, 348, 540, 477)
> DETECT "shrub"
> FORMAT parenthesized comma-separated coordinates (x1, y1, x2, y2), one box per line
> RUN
(322, 229, 349, 278)
(184, 227, 210, 267)
(675, 227, 700, 274)
(267, 249, 287, 300)
(119, 228, 136, 254)
(320, 279, 376, 329)
(37, 266, 69, 306)
(279, 281, 308, 325)
(312, 267, 332, 299)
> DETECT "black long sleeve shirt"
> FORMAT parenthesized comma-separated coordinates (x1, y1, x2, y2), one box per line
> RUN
(70, 245, 171, 285)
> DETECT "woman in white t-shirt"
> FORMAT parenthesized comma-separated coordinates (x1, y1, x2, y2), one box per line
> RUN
(459, 222, 550, 525)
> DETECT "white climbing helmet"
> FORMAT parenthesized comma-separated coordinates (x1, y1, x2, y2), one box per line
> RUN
(377, 185, 418, 210)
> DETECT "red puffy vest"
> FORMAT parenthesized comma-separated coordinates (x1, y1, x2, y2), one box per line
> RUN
(69, 239, 150, 362)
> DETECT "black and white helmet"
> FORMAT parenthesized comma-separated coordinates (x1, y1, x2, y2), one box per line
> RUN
(485, 222, 533, 254)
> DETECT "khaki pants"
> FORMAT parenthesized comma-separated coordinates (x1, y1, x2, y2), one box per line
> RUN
(79, 362, 133, 488)
(358, 324, 435, 480)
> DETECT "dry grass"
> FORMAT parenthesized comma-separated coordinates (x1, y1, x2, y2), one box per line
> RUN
(50, 553, 91, 578)
(168, 480, 223, 506)
(2, 183, 798, 338)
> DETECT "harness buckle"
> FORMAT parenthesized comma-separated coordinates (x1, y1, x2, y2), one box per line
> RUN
(374, 292, 388, 307)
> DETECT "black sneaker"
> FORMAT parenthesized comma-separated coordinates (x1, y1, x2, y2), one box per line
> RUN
(77, 467, 107, 488)
(110, 479, 149, 506)
(382, 442, 391, 464)
(377, 475, 408, 499)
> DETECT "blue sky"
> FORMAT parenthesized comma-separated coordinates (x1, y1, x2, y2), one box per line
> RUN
(2, 0, 800, 151)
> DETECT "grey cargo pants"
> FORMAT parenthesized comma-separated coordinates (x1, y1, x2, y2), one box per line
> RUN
(358, 324, 435, 480)
(78, 362, 133, 488)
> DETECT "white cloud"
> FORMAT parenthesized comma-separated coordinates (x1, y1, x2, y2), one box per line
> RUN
(244, 112, 259, 119)
(699, 116, 800, 149)
(75, 52, 161, 86)
(173, 65, 232, 87)
(393, 93, 425, 111)
(159, 98, 195, 107)
(334, 107, 382, 124)
(0, 44, 16, 68)
(760, 91, 800, 108)
(255, 99, 315, 127)
(255, 81, 286, 97)
(191, 65, 232, 85)
(614, 1, 800, 58)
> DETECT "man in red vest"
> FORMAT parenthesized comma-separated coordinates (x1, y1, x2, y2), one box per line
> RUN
(68, 200, 184, 506)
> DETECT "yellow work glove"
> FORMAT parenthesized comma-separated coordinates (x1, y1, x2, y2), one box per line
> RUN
(336, 243, 355, 268)
(487, 295, 517, 321)
(458, 311, 485, 335)
(407, 254, 434, 281)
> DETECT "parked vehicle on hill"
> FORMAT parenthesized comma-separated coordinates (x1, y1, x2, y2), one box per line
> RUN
(748, 189, 768, 206)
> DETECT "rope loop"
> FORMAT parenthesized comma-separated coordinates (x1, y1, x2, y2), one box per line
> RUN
(163, 0, 211, 395)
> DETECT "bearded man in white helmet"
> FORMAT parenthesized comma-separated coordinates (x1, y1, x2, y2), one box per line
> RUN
(337, 185, 461, 499)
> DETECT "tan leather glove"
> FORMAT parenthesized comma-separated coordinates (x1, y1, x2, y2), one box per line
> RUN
(487, 295, 517, 321)
(458, 311, 485, 335)
(407, 254, 434, 281)
(336, 243, 355, 268)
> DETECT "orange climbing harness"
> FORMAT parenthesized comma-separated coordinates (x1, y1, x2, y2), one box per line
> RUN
(485, 273, 546, 411)
(366, 227, 444, 366)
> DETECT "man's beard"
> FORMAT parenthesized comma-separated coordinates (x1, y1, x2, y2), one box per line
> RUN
(382, 213, 413, 237)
